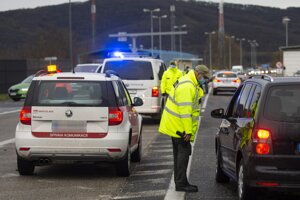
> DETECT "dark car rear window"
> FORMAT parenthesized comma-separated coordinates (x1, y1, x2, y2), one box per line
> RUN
(264, 85, 300, 122)
(104, 60, 154, 80)
(30, 81, 116, 107)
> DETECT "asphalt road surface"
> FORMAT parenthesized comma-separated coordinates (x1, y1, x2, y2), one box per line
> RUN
(0, 92, 300, 200)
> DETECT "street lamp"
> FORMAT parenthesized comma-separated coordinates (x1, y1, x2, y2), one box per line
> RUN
(236, 38, 246, 66)
(153, 14, 167, 58)
(226, 35, 235, 69)
(174, 24, 187, 59)
(69, 0, 73, 72)
(204, 31, 216, 75)
(248, 40, 259, 68)
(282, 16, 290, 47)
(143, 8, 160, 56)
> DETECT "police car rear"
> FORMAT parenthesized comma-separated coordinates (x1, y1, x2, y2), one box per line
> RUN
(15, 67, 143, 176)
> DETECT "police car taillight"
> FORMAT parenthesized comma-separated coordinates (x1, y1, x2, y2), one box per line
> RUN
(109, 107, 123, 126)
(152, 86, 159, 97)
(20, 106, 31, 125)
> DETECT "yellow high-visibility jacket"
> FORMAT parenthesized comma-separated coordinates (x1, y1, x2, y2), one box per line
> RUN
(159, 70, 204, 142)
(160, 67, 183, 95)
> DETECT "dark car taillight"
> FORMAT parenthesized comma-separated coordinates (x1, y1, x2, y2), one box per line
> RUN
(109, 107, 123, 126)
(20, 106, 31, 125)
(253, 129, 272, 155)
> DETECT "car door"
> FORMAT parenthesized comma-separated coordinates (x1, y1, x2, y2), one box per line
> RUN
(219, 83, 253, 174)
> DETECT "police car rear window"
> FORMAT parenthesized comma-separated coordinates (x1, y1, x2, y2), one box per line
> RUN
(217, 73, 237, 78)
(104, 60, 154, 80)
(264, 85, 300, 122)
(32, 81, 111, 107)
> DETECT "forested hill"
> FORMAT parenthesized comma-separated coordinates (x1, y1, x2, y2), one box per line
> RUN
(0, 0, 299, 62)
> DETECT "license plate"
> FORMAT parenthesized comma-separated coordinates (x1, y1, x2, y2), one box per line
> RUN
(297, 143, 300, 153)
(10, 92, 16, 96)
(52, 120, 87, 132)
(129, 90, 137, 94)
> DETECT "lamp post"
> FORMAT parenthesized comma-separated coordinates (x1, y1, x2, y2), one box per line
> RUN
(248, 40, 259, 68)
(226, 35, 235, 69)
(143, 8, 160, 56)
(153, 14, 167, 58)
(69, 0, 73, 72)
(282, 16, 290, 47)
(174, 24, 187, 59)
(236, 38, 246, 66)
(205, 31, 216, 75)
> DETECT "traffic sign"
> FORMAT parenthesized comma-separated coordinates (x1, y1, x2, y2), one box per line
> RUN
(276, 61, 283, 69)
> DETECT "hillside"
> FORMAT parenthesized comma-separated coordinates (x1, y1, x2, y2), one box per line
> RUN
(0, 0, 299, 66)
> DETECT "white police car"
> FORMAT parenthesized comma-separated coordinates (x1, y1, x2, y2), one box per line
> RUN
(15, 66, 143, 176)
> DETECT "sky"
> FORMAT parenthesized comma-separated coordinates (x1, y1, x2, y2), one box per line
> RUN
(0, 0, 300, 12)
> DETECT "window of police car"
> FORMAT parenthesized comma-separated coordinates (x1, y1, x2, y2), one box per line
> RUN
(33, 81, 111, 107)
(104, 60, 154, 80)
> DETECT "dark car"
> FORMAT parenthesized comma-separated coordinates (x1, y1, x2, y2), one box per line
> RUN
(211, 75, 300, 200)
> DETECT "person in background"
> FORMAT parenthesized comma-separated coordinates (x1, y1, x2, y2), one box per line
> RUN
(160, 61, 183, 98)
(159, 65, 210, 193)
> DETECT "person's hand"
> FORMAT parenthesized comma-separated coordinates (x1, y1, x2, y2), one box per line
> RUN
(183, 134, 192, 142)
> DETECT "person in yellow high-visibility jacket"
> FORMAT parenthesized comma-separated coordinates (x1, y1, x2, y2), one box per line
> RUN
(160, 61, 183, 97)
(159, 65, 210, 193)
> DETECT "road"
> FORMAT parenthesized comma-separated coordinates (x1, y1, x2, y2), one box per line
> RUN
(0, 93, 300, 200)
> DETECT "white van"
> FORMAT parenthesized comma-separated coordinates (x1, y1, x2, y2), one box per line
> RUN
(101, 57, 167, 119)
(231, 65, 244, 73)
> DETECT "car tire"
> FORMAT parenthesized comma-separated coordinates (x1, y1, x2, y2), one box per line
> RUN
(213, 89, 217, 95)
(238, 158, 252, 200)
(216, 149, 230, 183)
(12, 98, 21, 102)
(116, 145, 131, 177)
(17, 155, 35, 175)
(131, 127, 142, 162)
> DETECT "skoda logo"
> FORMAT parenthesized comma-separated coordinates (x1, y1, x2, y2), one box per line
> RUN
(65, 110, 73, 118)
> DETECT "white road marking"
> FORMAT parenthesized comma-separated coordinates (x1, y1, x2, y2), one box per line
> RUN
(164, 89, 211, 200)
(138, 161, 173, 167)
(113, 190, 166, 199)
(0, 173, 19, 178)
(0, 110, 20, 115)
(0, 138, 15, 146)
(132, 169, 172, 176)
(152, 149, 173, 153)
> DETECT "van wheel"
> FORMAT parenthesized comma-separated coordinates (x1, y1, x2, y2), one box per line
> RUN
(116, 146, 131, 177)
(132, 127, 142, 162)
(17, 156, 35, 175)
(216, 150, 230, 183)
(238, 158, 252, 200)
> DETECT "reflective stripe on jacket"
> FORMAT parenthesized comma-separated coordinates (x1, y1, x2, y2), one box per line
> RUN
(159, 70, 204, 142)
(160, 67, 183, 95)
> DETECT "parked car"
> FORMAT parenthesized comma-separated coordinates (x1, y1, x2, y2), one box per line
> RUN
(7, 74, 34, 101)
(74, 63, 102, 73)
(101, 57, 167, 119)
(211, 75, 300, 200)
(15, 68, 143, 176)
(212, 71, 241, 95)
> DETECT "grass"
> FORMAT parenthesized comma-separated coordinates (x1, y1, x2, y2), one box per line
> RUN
(0, 93, 10, 101)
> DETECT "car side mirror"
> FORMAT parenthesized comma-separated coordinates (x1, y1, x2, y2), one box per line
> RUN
(211, 108, 225, 118)
(132, 97, 143, 107)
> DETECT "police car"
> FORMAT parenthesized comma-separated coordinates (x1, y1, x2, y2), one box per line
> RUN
(15, 65, 143, 176)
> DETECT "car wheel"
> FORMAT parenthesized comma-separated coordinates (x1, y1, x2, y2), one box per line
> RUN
(215, 149, 230, 183)
(238, 158, 252, 200)
(116, 145, 131, 177)
(213, 89, 217, 95)
(12, 98, 21, 101)
(17, 155, 35, 175)
(131, 127, 142, 162)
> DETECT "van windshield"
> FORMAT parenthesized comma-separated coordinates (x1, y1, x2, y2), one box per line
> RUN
(264, 85, 300, 122)
(104, 60, 154, 80)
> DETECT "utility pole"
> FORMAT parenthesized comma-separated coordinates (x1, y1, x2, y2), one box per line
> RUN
(143, 8, 160, 56)
(153, 15, 168, 58)
(91, 0, 96, 49)
(69, 0, 73, 71)
(170, 4, 176, 51)
(205, 31, 216, 75)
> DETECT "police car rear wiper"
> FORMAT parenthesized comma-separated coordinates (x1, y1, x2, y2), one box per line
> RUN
(61, 102, 86, 106)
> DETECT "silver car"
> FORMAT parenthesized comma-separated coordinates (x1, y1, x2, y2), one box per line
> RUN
(212, 71, 241, 95)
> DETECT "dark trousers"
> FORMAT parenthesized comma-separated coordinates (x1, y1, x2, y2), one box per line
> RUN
(172, 137, 192, 187)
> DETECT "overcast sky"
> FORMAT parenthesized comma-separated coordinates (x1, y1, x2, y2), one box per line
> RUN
(1, 0, 300, 12)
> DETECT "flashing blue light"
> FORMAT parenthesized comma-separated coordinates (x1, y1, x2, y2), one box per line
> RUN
(113, 51, 124, 58)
